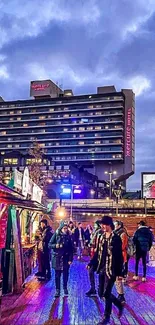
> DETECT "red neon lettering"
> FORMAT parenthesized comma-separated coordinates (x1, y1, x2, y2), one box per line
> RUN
(31, 83, 50, 91)
(125, 108, 132, 157)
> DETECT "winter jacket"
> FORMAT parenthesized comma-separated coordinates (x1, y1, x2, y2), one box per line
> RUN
(49, 231, 73, 271)
(74, 227, 85, 247)
(114, 227, 128, 263)
(89, 232, 123, 279)
(89, 228, 103, 258)
(133, 226, 153, 253)
(40, 226, 53, 254)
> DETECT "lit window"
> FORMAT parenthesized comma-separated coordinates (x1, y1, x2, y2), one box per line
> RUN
(1, 131, 6, 135)
(112, 155, 116, 158)
(17, 117, 21, 120)
(64, 114, 69, 118)
(95, 141, 101, 144)
(88, 105, 94, 108)
(64, 128, 68, 131)
(1, 152, 5, 155)
(39, 116, 45, 120)
(10, 111, 14, 115)
(105, 126, 109, 129)
(40, 143, 45, 147)
(8, 144, 12, 148)
(95, 112, 102, 115)
(23, 123, 28, 127)
(79, 141, 84, 145)
(64, 107, 69, 111)
(79, 134, 84, 138)
(17, 110, 22, 114)
(10, 118, 14, 121)
(87, 126, 93, 130)
(79, 127, 85, 131)
(15, 144, 20, 148)
(95, 126, 101, 130)
(50, 108, 54, 112)
(4, 158, 18, 165)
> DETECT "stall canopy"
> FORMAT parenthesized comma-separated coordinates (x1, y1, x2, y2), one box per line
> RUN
(0, 182, 47, 213)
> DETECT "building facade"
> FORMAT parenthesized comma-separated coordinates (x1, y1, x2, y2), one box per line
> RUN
(0, 81, 135, 196)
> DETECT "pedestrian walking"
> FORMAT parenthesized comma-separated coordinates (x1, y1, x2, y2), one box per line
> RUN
(89, 216, 124, 325)
(49, 222, 73, 297)
(133, 220, 153, 282)
(114, 220, 128, 303)
(86, 220, 102, 296)
(74, 222, 85, 259)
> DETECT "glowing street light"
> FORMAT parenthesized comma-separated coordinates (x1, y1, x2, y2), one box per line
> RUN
(104, 170, 117, 199)
(90, 189, 95, 196)
(56, 207, 66, 219)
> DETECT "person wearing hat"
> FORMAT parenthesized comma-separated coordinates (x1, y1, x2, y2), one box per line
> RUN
(89, 216, 124, 325)
(133, 220, 153, 282)
(86, 220, 103, 296)
(49, 221, 73, 297)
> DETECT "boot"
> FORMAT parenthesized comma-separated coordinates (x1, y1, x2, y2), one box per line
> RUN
(55, 290, 60, 298)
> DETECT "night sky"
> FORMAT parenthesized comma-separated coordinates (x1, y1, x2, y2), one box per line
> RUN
(0, 0, 155, 190)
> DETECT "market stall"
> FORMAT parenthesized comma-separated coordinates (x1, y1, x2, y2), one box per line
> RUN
(0, 168, 49, 297)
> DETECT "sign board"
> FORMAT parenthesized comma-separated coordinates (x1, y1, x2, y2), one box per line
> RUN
(13, 168, 43, 203)
(22, 167, 29, 197)
(142, 172, 155, 198)
(0, 205, 8, 249)
(30, 80, 62, 98)
(14, 169, 22, 190)
(32, 183, 43, 204)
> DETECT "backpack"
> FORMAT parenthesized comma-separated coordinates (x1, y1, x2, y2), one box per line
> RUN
(127, 236, 135, 257)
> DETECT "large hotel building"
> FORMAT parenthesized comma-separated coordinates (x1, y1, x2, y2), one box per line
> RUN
(0, 80, 135, 197)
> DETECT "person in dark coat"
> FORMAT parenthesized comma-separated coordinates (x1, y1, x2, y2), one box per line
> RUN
(89, 216, 124, 325)
(35, 219, 53, 280)
(133, 220, 153, 282)
(86, 220, 102, 296)
(74, 222, 85, 259)
(84, 225, 93, 247)
(49, 222, 73, 297)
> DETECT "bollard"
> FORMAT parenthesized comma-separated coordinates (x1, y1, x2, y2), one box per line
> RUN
(0, 277, 3, 323)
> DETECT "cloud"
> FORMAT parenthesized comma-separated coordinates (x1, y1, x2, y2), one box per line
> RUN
(0, 65, 9, 79)
(128, 76, 151, 96)
(0, 0, 155, 190)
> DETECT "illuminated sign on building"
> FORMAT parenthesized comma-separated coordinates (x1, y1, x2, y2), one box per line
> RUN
(30, 79, 63, 98)
(31, 83, 50, 91)
(126, 108, 132, 157)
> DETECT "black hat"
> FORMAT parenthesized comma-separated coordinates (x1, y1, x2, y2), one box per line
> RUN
(138, 220, 146, 226)
(40, 219, 48, 226)
(99, 216, 114, 228)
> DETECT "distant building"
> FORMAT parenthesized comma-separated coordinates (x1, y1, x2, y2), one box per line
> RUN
(0, 80, 135, 195)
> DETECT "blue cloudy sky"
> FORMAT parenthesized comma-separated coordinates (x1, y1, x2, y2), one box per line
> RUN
(0, 0, 155, 190)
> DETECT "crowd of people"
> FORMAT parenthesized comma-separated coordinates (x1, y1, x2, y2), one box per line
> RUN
(34, 217, 154, 325)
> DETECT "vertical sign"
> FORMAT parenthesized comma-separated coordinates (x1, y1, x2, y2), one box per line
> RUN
(125, 108, 132, 157)
(0, 205, 8, 249)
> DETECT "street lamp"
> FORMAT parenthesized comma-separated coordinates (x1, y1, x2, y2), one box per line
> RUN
(105, 170, 117, 199)
(61, 184, 82, 220)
